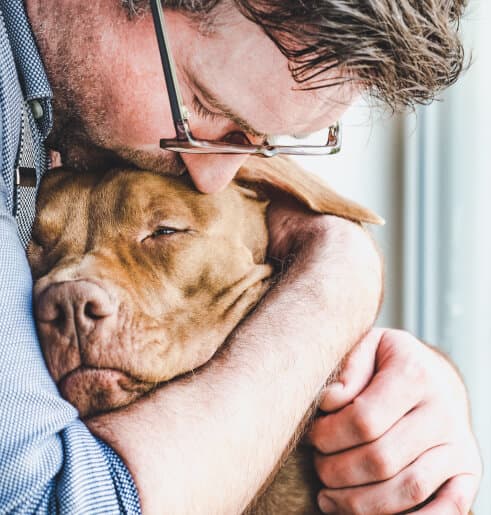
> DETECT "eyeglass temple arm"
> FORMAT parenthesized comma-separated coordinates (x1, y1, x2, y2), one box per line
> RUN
(150, 0, 188, 139)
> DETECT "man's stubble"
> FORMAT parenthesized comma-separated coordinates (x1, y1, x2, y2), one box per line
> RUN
(45, 59, 186, 176)
(29, 0, 186, 176)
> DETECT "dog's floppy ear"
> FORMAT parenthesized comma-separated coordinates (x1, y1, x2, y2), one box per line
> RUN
(236, 156, 384, 225)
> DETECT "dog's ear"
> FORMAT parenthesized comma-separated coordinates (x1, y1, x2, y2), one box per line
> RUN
(236, 156, 384, 225)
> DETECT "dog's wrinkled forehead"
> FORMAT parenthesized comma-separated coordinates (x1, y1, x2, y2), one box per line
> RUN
(102, 171, 221, 227)
(29, 167, 271, 282)
(34, 168, 262, 240)
(34, 158, 382, 249)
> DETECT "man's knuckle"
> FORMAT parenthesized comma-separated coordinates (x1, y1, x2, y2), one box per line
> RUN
(382, 328, 412, 346)
(339, 494, 365, 515)
(309, 424, 323, 448)
(364, 445, 394, 479)
(384, 329, 425, 362)
(315, 456, 334, 487)
(449, 495, 468, 515)
(351, 400, 380, 442)
(398, 329, 419, 344)
(315, 454, 351, 489)
(402, 471, 432, 504)
(389, 328, 409, 339)
(311, 422, 333, 454)
(317, 456, 336, 484)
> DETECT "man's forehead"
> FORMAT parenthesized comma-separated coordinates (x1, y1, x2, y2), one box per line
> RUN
(178, 9, 357, 136)
(195, 66, 355, 136)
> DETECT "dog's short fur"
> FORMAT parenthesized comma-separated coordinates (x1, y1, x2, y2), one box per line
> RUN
(28, 156, 382, 514)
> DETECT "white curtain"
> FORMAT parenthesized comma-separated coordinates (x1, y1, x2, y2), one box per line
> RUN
(403, 0, 491, 510)
(295, 0, 490, 510)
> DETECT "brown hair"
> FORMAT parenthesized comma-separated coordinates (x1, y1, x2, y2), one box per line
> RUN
(124, 0, 467, 111)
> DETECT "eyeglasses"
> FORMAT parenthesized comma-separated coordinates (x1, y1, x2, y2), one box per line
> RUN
(149, 0, 342, 157)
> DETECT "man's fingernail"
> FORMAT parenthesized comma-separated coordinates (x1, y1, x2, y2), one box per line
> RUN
(318, 494, 336, 513)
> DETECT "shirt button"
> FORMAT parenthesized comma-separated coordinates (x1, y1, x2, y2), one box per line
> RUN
(29, 100, 44, 120)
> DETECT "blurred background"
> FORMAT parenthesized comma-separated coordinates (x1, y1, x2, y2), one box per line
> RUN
(293, 0, 490, 511)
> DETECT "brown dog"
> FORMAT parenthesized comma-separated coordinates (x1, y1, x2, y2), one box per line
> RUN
(28, 156, 382, 514)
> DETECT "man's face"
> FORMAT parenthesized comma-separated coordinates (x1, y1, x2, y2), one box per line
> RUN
(27, 0, 357, 193)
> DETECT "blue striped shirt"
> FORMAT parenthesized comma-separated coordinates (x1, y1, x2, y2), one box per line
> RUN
(0, 2, 141, 513)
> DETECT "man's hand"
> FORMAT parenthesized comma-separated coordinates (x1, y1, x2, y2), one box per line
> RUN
(310, 328, 482, 515)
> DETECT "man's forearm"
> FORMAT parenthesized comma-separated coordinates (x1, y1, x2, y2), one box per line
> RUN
(89, 216, 383, 514)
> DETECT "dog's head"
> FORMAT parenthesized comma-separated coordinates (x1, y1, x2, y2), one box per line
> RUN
(28, 156, 382, 417)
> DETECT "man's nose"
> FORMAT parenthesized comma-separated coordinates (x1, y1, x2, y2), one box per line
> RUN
(182, 153, 250, 193)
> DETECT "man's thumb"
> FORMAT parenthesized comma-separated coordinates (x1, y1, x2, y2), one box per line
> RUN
(320, 328, 386, 412)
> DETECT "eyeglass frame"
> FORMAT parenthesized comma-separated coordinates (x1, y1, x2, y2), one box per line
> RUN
(149, 0, 342, 158)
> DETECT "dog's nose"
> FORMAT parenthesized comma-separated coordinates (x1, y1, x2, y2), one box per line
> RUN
(35, 280, 118, 339)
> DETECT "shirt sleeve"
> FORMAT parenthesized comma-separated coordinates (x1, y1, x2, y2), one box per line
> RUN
(0, 173, 141, 514)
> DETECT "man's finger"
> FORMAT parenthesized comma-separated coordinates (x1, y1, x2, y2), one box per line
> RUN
(318, 444, 465, 515)
(310, 350, 425, 454)
(320, 328, 384, 413)
(314, 404, 450, 488)
(414, 475, 478, 515)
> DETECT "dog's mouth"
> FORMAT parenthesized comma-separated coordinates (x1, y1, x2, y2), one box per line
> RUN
(58, 366, 157, 419)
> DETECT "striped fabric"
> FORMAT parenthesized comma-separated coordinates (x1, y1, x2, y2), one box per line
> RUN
(15, 100, 38, 248)
(0, 2, 141, 513)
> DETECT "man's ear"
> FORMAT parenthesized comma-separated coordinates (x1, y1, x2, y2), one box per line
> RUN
(235, 156, 384, 225)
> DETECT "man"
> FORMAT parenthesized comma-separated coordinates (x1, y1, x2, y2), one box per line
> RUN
(0, 0, 481, 514)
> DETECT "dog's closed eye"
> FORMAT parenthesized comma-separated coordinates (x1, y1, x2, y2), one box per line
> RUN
(152, 227, 178, 237)
(142, 226, 191, 242)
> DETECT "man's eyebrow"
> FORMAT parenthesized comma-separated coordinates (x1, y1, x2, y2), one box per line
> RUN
(188, 74, 265, 138)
